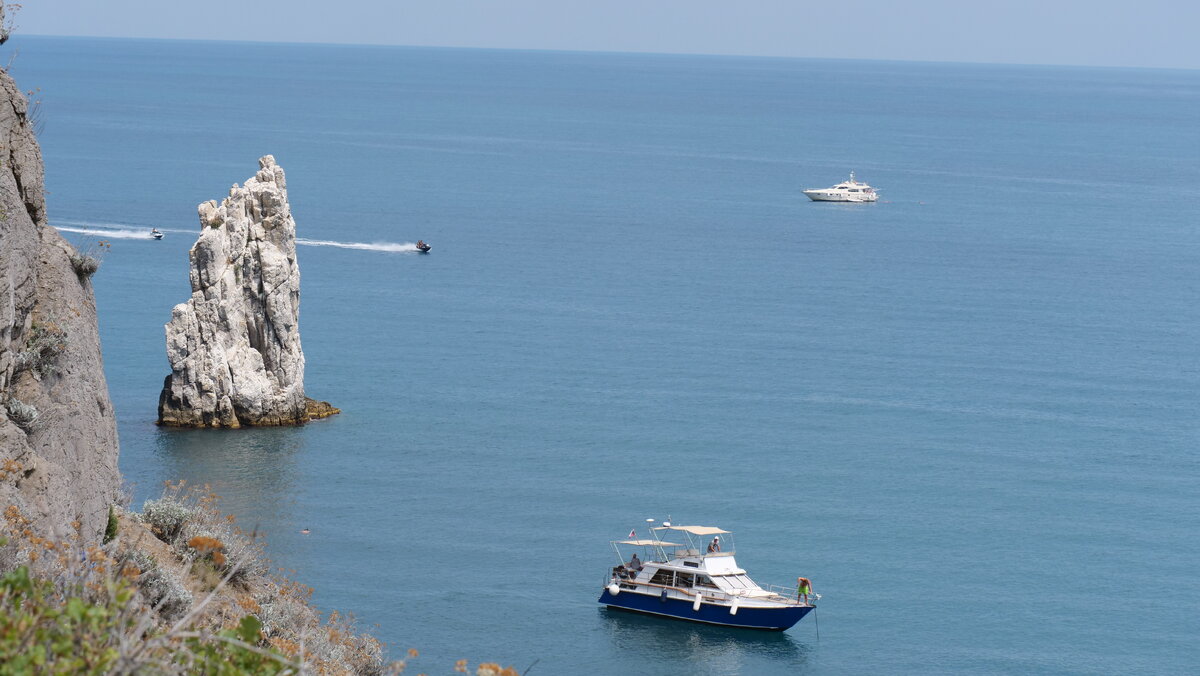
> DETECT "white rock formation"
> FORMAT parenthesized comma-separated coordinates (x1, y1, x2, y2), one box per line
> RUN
(157, 156, 313, 427)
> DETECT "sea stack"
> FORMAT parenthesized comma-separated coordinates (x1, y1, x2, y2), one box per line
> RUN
(157, 155, 337, 427)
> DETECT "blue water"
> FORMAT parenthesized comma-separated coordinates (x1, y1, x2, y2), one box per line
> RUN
(12, 36, 1200, 674)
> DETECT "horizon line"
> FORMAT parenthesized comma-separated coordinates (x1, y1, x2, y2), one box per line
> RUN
(15, 33, 1200, 74)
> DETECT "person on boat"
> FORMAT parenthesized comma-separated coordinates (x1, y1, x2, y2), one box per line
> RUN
(628, 553, 641, 571)
(707, 537, 720, 554)
(796, 577, 813, 604)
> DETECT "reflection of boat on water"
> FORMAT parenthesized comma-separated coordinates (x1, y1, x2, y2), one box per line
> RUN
(599, 607, 809, 664)
(598, 523, 817, 631)
(151, 228, 163, 240)
(802, 172, 878, 202)
(415, 239, 430, 253)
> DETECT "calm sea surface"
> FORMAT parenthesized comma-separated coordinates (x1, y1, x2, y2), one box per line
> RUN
(12, 36, 1200, 674)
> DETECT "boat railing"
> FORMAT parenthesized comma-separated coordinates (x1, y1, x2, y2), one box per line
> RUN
(758, 583, 820, 606)
(603, 575, 817, 607)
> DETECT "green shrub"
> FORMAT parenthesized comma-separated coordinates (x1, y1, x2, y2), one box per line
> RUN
(0, 565, 298, 674)
(0, 566, 128, 673)
(103, 505, 119, 544)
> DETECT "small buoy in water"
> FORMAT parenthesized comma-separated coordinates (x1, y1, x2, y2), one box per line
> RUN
(300, 528, 311, 535)
(607, 583, 620, 596)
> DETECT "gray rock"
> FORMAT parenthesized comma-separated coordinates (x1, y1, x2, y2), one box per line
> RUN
(157, 156, 312, 427)
(0, 68, 121, 543)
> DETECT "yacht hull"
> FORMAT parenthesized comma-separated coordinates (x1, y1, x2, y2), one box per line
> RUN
(598, 590, 811, 630)
(803, 191, 877, 202)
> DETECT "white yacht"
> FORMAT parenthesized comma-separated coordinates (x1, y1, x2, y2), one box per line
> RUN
(598, 523, 817, 630)
(802, 172, 878, 202)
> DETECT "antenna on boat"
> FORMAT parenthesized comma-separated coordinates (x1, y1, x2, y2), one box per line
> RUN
(644, 519, 659, 560)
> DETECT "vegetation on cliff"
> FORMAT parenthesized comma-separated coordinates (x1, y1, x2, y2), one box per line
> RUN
(0, 482, 521, 675)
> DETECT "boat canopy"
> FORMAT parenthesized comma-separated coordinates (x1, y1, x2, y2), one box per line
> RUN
(618, 539, 682, 547)
(653, 525, 731, 536)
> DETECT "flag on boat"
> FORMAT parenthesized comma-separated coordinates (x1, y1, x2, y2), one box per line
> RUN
(628, 529, 636, 538)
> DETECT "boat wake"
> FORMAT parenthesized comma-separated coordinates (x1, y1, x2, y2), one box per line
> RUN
(295, 238, 419, 253)
(53, 222, 419, 253)
(52, 224, 184, 240)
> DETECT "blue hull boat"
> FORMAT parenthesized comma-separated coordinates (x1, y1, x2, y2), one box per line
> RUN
(597, 523, 818, 632)
(599, 589, 812, 630)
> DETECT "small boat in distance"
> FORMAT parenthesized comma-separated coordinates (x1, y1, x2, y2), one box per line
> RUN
(598, 523, 817, 630)
(803, 172, 878, 202)
(151, 228, 164, 240)
(416, 240, 431, 253)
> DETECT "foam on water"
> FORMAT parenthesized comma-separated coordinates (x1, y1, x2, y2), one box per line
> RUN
(53, 224, 166, 240)
(294, 238, 419, 253)
(53, 221, 414, 253)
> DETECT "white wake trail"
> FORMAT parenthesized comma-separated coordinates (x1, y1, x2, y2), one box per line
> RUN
(53, 225, 161, 240)
(296, 238, 418, 253)
(54, 221, 417, 253)
(52, 220, 193, 238)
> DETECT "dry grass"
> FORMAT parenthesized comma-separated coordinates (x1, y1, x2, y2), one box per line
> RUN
(0, 481, 521, 675)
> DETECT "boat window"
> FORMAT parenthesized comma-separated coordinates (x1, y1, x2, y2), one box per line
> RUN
(695, 575, 719, 589)
(675, 572, 695, 588)
(718, 575, 746, 589)
(649, 569, 673, 586)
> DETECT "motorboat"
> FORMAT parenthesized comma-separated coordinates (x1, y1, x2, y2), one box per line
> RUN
(802, 172, 878, 202)
(598, 523, 817, 630)
(415, 240, 431, 253)
(151, 228, 164, 240)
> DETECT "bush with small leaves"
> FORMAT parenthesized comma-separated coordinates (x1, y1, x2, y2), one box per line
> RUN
(14, 320, 69, 377)
(142, 498, 192, 544)
(69, 252, 101, 277)
(4, 398, 39, 429)
(141, 564, 194, 622)
(69, 239, 110, 279)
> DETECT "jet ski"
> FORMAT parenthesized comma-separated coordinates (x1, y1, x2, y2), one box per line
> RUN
(416, 240, 431, 253)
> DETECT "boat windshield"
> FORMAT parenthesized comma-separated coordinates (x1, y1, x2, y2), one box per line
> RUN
(710, 573, 758, 590)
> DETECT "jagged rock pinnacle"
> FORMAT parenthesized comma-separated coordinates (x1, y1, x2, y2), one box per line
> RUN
(158, 156, 332, 427)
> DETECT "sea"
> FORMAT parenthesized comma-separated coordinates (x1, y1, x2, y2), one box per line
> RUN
(10, 36, 1199, 674)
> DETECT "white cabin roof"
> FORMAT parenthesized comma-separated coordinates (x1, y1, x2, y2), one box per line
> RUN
(652, 525, 731, 535)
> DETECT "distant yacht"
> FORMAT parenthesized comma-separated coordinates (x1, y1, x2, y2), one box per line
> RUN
(803, 172, 878, 202)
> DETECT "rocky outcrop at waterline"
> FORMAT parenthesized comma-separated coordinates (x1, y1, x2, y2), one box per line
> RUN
(0, 67, 121, 541)
(157, 155, 336, 428)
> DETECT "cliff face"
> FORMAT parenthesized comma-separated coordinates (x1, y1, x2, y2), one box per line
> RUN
(157, 156, 313, 428)
(0, 69, 120, 541)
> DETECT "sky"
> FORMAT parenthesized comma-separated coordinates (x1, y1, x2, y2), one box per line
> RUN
(14, 0, 1200, 70)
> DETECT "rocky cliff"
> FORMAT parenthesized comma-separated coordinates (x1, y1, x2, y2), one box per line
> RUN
(0, 68, 121, 541)
(158, 156, 334, 427)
